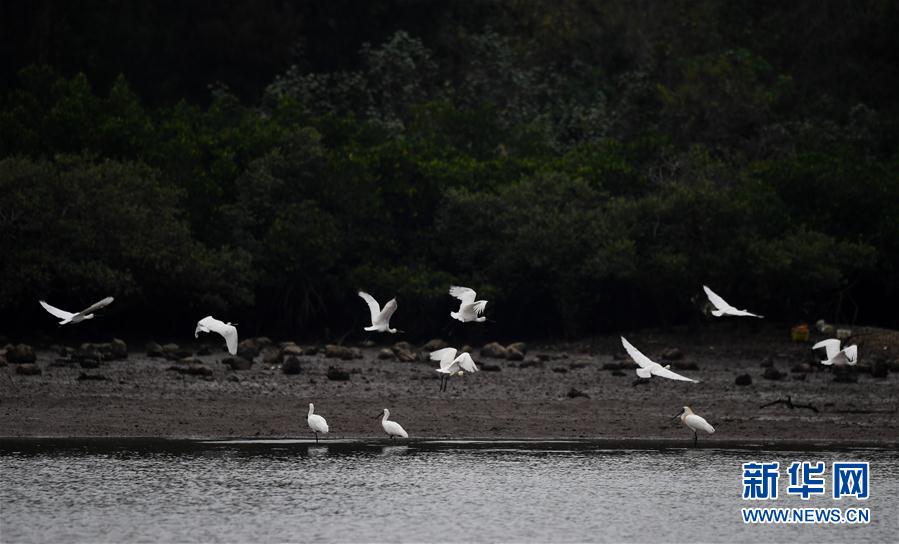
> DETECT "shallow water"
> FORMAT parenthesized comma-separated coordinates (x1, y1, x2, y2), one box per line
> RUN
(1, 440, 896, 543)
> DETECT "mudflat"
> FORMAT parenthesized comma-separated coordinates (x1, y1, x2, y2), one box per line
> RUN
(2, 325, 897, 445)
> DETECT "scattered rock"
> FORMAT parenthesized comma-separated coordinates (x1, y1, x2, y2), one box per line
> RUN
(393, 341, 414, 352)
(519, 357, 544, 369)
(567, 387, 590, 399)
(735, 374, 752, 386)
(254, 337, 273, 347)
(325, 344, 355, 360)
(506, 342, 527, 355)
(282, 356, 302, 375)
(222, 356, 253, 371)
(506, 346, 525, 361)
(280, 344, 304, 359)
(671, 361, 698, 370)
(836, 329, 852, 340)
(304, 346, 320, 356)
(377, 348, 395, 360)
(261, 347, 281, 365)
(0, 355, 6, 367)
(227, 374, 240, 383)
(15, 363, 41, 375)
(551, 367, 568, 374)
(360, 340, 376, 348)
(763, 367, 785, 381)
(568, 362, 588, 370)
(326, 366, 350, 381)
(481, 342, 508, 359)
(535, 353, 552, 362)
(77, 372, 108, 381)
(349, 347, 364, 359)
(393, 345, 418, 362)
(179, 364, 213, 377)
(145, 342, 164, 357)
(460, 345, 473, 354)
(7, 344, 36, 364)
(163, 343, 192, 360)
(661, 347, 683, 361)
(480, 363, 502, 372)
(760, 356, 774, 368)
(236, 339, 259, 361)
(103, 338, 128, 360)
(422, 338, 448, 351)
(79, 359, 101, 369)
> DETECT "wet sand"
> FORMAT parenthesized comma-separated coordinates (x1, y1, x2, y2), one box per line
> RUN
(2, 325, 898, 445)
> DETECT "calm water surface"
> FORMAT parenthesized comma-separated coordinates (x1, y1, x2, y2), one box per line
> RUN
(1, 440, 896, 543)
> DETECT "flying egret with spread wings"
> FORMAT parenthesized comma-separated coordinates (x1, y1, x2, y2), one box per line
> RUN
(673, 406, 715, 446)
(39, 297, 114, 325)
(430, 347, 479, 392)
(194, 316, 238, 355)
(703, 285, 763, 318)
(449, 286, 488, 323)
(621, 336, 699, 383)
(376, 408, 409, 439)
(812, 338, 858, 366)
(358, 291, 400, 333)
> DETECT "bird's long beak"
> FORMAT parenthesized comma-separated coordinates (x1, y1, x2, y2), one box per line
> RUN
(372, 413, 382, 419)
(671, 412, 682, 420)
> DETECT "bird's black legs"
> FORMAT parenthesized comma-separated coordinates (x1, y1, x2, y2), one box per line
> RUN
(693, 431, 697, 447)
(314, 432, 319, 444)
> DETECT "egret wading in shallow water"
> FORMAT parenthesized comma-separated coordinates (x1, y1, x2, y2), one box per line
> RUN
(674, 406, 715, 446)
(430, 347, 479, 392)
(194, 316, 238, 355)
(702, 285, 763, 318)
(376, 408, 408, 439)
(812, 338, 858, 366)
(39, 297, 114, 325)
(307, 403, 329, 443)
(620, 337, 699, 383)
(358, 291, 401, 333)
(448, 286, 488, 323)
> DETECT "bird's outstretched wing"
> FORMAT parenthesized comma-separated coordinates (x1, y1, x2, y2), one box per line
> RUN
(702, 285, 731, 312)
(39, 300, 74, 320)
(376, 298, 398, 326)
(449, 286, 477, 304)
(78, 296, 114, 316)
(456, 352, 479, 373)
(651, 366, 699, 383)
(358, 291, 382, 324)
(620, 336, 655, 369)
(812, 339, 841, 361)
(842, 345, 858, 365)
(430, 347, 458, 369)
(470, 300, 488, 316)
(196, 316, 238, 355)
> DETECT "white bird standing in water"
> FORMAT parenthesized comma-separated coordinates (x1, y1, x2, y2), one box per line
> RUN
(621, 337, 699, 383)
(674, 406, 715, 446)
(307, 403, 329, 443)
(376, 408, 408, 439)
(358, 291, 401, 333)
(430, 347, 479, 392)
(448, 286, 488, 323)
(703, 285, 763, 318)
(812, 338, 858, 366)
(194, 316, 238, 355)
(39, 297, 114, 325)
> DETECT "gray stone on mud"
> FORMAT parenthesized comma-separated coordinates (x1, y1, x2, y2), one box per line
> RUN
(377, 348, 395, 360)
(163, 343, 192, 360)
(762, 367, 785, 380)
(760, 356, 774, 368)
(222, 356, 253, 371)
(506, 347, 525, 361)
(326, 366, 350, 381)
(422, 338, 448, 351)
(237, 339, 260, 360)
(324, 344, 355, 360)
(506, 342, 527, 355)
(77, 372, 108, 381)
(7, 344, 36, 364)
(394, 348, 417, 362)
(15, 363, 41, 375)
(481, 342, 508, 359)
(145, 342, 164, 357)
(282, 356, 302, 375)
(567, 387, 590, 399)
(280, 344, 304, 359)
(735, 374, 752, 386)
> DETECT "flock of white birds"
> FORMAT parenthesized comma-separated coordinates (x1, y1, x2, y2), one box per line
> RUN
(38, 283, 857, 445)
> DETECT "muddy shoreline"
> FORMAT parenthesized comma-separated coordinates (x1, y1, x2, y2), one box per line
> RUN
(3, 325, 898, 444)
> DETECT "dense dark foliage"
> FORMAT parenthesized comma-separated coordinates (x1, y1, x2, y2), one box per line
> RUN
(1, 0, 897, 338)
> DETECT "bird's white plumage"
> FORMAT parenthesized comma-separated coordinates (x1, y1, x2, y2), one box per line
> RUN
(358, 291, 399, 333)
(455, 352, 478, 373)
(39, 296, 114, 324)
(702, 285, 762, 318)
(380, 408, 408, 439)
(431, 348, 479, 375)
(621, 336, 698, 383)
(430, 347, 458, 371)
(307, 403, 329, 435)
(813, 338, 858, 366)
(194, 316, 238, 355)
(449, 285, 488, 323)
(681, 409, 715, 434)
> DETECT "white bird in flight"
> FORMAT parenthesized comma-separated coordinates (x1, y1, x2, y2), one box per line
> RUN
(376, 408, 409, 439)
(194, 316, 238, 355)
(674, 406, 715, 446)
(358, 291, 400, 333)
(448, 286, 488, 323)
(430, 347, 479, 392)
(812, 338, 858, 366)
(307, 403, 329, 443)
(703, 285, 763, 318)
(39, 297, 114, 325)
(620, 337, 699, 383)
